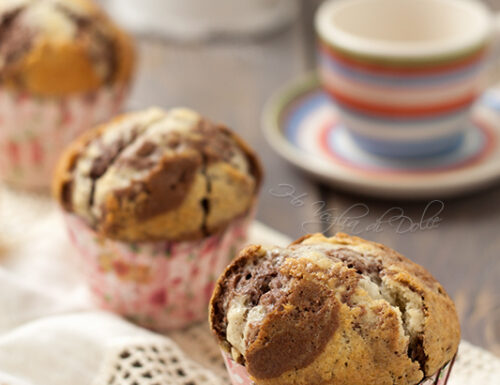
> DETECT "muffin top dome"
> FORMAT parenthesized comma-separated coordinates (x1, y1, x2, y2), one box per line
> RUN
(210, 233, 460, 385)
(54, 107, 262, 242)
(0, 0, 134, 96)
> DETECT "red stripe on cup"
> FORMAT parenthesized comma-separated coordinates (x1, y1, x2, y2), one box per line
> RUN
(325, 86, 477, 118)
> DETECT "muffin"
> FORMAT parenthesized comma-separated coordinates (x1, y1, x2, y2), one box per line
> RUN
(210, 233, 460, 385)
(0, 0, 134, 189)
(54, 107, 262, 330)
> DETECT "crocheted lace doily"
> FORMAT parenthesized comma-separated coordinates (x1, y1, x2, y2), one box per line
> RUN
(92, 326, 226, 385)
(94, 323, 500, 385)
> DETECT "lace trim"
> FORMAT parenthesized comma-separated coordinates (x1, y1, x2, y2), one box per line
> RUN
(94, 335, 223, 385)
(94, 324, 500, 385)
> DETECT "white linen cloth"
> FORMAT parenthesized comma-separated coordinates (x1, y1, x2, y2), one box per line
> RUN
(0, 187, 499, 385)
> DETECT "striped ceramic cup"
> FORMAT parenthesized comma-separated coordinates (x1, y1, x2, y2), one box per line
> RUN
(316, 0, 495, 158)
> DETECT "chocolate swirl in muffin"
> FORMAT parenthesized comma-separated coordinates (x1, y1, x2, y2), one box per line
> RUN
(210, 233, 460, 385)
(54, 107, 262, 242)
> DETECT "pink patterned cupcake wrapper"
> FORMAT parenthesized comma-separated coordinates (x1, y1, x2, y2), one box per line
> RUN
(222, 352, 456, 385)
(0, 85, 128, 190)
(65, 213, 252, 331)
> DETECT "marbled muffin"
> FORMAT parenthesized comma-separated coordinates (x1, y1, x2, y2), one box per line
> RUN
(54, 107, 262, 243)
(210, 233, 460, 385)
(0, 0, 134, 96)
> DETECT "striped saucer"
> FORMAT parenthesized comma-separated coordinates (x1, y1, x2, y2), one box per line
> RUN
(263, 74, 500, 199)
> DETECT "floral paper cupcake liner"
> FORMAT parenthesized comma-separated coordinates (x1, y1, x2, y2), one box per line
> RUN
(0, 85, 127, 190)
(222, 352, 456, 385)
(65, 213, 252, 331)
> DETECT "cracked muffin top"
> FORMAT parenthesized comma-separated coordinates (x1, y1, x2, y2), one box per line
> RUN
(209, 233, 460, 385)
(53, 107, 262, 242)
(0, 0, 134, 96)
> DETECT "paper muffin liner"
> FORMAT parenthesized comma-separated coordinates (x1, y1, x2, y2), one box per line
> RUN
(222, 351, 456, 385)
(0, 85, 128, 190)
(64, 213, 252, 331)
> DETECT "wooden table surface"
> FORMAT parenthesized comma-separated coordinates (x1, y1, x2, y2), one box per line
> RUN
(128, 1, 500, 356)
